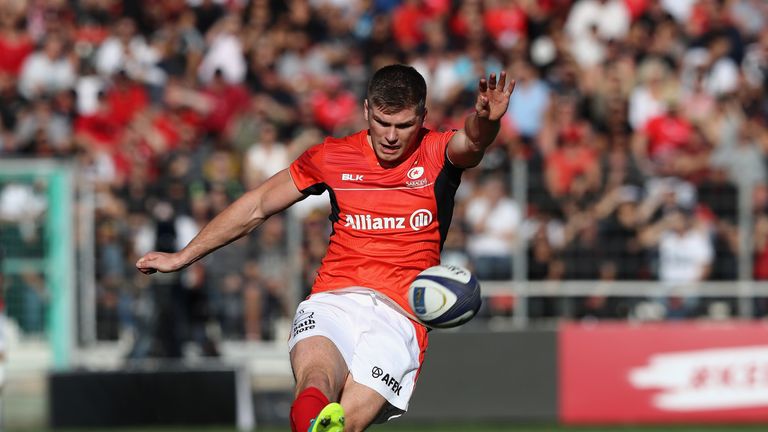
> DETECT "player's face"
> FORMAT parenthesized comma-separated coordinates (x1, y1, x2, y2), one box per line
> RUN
(365, 100, 425, 168)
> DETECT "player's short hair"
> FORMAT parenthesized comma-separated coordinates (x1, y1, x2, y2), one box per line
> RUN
(367, 64, 427, 115)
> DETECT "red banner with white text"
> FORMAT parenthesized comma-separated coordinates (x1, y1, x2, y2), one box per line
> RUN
(560, 322, 768, 424)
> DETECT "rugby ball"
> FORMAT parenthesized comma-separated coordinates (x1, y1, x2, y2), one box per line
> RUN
(408, 264, 482, 328)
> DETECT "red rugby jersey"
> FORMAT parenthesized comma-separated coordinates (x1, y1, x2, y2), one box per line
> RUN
(289, 128, 461, 315)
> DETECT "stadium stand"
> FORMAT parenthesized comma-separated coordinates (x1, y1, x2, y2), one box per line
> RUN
(0, 0, 767, 351)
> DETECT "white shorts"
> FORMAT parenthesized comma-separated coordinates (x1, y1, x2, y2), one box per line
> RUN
(287, 289, 427, 418)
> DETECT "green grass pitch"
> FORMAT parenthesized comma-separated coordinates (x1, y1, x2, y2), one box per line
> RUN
(38, 425, 768, 432)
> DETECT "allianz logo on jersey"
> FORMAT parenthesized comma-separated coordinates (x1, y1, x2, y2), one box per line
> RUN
(343, 209, 433, 231)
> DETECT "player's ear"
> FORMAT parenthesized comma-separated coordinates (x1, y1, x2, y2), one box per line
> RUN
(363, 99, 370, 122)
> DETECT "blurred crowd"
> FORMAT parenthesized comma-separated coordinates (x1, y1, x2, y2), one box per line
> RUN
(1, 0, 768, 353)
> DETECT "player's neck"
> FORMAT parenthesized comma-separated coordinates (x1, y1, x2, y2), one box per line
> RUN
(366, 133, 420, 169)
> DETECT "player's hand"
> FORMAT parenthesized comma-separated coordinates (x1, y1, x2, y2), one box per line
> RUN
(135, 251, 186, 275)
(475, 71, 516, 122)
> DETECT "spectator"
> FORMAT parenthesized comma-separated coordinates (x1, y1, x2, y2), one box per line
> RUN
(565, 0, 630, 43)
(200, 68, 250, 135)
(525, 212, 566, 281)
(593, 185, 648, 280)
(192, 0, 226, 35)
(154, 9, 206, 83)
(483, 0, 527, 50)
(18, 35, 76, 100)
(308, 74, 357, 134)
(275, 29, 330, 93)
(243, 216, 290, 341)
(628, 58, 672, 131)
(680, 65, 716, 125)
(411, 21, 463, 106)
(632, 98, 694, 174)
(391, 0, 430, 51)
(600, 134, 646, 191)
(505, 59, 550, 141)
(697, 166, 738, 224)
(640, 208, 714, 318)
(710, 115, 767, 188)
(103, 70, 149, 126)
(742, 28, 768, 91)
(729, 0, 768, 39)
(301, 208, 331, 298)
(14, 96, 72, 155)
(683, 34, 739, 97)
(526, 218, 566, 317)
(95, 220, 125, 341)
(464, 174, 521, 280)
(544, 129, 600, 199)
(197, 14, 246, 85)
(0, 4, 34, 78)
(244, 122, 289, 188)
(661, 0, 695, 24)
(562, 213, 602, 280)
(95, 17, 164, 89)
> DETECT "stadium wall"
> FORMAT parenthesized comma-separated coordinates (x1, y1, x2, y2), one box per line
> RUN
(46, 323, 768, 428)
(407, 329, 559, 423)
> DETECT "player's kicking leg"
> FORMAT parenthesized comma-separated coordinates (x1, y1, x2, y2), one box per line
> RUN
(289, 336, 348, 432)
(307, 373, 389, 432)
(288, 292, 415, 431)
(337, 373, 388, 432)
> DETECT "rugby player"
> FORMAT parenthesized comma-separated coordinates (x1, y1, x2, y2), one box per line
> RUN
(137, 64, 514, 431)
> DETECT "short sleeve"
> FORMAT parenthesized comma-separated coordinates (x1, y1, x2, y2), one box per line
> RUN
(424, 129, 457, 168)
(289, 142, 326, 195)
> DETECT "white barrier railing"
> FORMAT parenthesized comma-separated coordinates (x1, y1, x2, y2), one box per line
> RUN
(480, 280, 768, 325)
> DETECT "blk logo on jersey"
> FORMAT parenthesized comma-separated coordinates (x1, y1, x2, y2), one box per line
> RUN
(342, 173, 364, 181)
(343, 209, 433, 231)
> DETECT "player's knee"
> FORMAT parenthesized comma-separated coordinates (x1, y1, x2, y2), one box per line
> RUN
(295, 369, 338, 399)
(291, 336, 348, 398)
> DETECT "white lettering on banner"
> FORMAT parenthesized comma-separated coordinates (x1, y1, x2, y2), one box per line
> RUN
(628, 346, 768, 411)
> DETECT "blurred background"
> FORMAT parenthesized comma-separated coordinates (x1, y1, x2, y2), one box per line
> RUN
(1, 0, 768, 430)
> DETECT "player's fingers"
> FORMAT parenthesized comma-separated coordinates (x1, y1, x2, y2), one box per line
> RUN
(498, 71, 507, 92)
(478, 78, 487, 93)
(136, 255, 159, 270)
(488, 73, 497, 90)
(505, 79, 517, 95)
(476, 95, 488, 112)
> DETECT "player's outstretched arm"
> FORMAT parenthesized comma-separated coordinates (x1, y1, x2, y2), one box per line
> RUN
(136, 168, 304, 274)
(448, 71, 516, 168)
